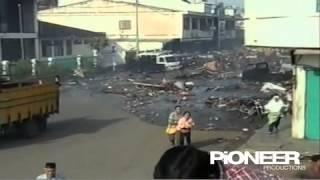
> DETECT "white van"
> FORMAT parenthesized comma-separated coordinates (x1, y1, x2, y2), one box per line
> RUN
(138, 52, 182, 71)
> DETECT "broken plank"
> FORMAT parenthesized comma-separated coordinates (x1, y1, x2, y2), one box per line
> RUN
(133, 82, 165, 89)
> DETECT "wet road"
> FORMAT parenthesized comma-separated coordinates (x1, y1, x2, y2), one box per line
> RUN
(0, 86, 243, 179)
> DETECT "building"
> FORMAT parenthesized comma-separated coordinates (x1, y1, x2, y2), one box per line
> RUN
(214, 3, 240, 49)
(0, 0, 39, 61)
(38, 0, 218, 61)
(245, 0, 320, 140)
(245, 0, 320, 48)
(291, 49, 320, 140)
(39, 21, 106, 59)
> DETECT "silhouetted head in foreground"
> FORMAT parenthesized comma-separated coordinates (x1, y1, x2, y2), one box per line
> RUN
(153, 146, 223, 179)
(44, 162, 57, 178)
(309, 154, 320, 178)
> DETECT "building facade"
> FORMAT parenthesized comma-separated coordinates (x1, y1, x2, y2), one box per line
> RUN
(245, 0, 320, 140)
(38, 0, 217, 61)
(291, 49, 320, 140)
(0, 0, 39, 61)
(39, 21, 106, 59)
(245, 0, 320, 48)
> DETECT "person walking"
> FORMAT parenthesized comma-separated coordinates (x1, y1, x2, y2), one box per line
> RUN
(264, 95, 285, 134)
(166, 105, 182, 146)
(176, 111, 195, 146)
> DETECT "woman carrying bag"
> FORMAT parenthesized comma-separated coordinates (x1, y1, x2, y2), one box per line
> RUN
(166, 105, 182, 146)
(176, 111, 195, 146)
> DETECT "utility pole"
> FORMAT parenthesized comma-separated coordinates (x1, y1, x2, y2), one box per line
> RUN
(18, 3, 25, 60)
(135, 0, 140, 60)
(216, 4, 222, 49)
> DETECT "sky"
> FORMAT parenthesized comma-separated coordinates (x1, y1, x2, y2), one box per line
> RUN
(208, 0, 243, 8)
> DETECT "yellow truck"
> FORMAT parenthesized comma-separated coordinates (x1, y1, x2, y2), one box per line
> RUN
(0, 80, 59, 137)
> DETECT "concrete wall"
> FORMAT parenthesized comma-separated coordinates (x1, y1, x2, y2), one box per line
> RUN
(72, 44, 92, 56)
(113, 0, 207, 13)
(39, 0, 214, 52)
(292, 66, 306, 139)
(58, 0, 84, 6)
(40, 39, 95, 58)
(245, 0, 320, 48)
(39, 0, 184, 42)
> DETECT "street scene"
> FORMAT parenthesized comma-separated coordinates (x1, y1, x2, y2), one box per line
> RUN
(0, 0, 319, 179)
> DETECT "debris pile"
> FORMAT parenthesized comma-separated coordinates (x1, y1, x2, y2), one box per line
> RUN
(69, 48, 292, 131)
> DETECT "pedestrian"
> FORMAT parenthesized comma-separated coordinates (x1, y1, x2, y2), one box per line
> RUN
(36, 162, 65, 180)
(55, 75, 61, 87)
(297, 154, 320, 179)
(264, 95, 285, 134)
(176, 111, 195, 146)
(154, 146, 280, 179)
(166, 105, 182, 146)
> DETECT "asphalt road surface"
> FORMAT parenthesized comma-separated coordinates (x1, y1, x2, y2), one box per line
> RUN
(0, 87, 242, 179)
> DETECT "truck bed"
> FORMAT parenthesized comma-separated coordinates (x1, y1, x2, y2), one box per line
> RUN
(0, 82, 59, 126)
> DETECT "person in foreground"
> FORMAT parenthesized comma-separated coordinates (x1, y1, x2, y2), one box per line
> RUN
(36, 162, 65, 180)
(154, 146, 280, 179)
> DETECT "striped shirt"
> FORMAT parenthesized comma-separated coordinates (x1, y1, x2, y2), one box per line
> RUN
(224, 165, 281, 180)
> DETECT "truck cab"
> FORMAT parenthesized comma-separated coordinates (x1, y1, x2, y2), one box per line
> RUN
(137, 51, 182, 72)
(157, 54, 182, 71)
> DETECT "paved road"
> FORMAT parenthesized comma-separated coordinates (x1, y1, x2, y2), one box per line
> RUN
(0, 87, 242, 179)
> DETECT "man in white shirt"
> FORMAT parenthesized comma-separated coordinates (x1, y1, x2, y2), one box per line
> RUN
(36, 162, 65, 180)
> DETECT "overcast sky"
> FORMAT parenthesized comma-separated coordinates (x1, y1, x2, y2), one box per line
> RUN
(208, 0, 243, 8)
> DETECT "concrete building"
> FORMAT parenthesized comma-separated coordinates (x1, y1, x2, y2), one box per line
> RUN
(38, 0, 218, 62)
(39, 21, 106, 58)
(0, 0, 39, 61)
(214, 3, 240, 49)
(245, 0, 320, 140)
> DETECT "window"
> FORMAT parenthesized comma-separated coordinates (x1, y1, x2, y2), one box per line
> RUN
(226, 20, 235, 30)
(200, 18, 207, 31)
(207, 18, 213, 28)
(257, 63, 268, 69)
(166, 57, 178, 63)
(119, 20, 131, 30)
(317, 0, 320, 12)
(159, 58, 164, 62)
(53, 40, 63, 56)
(192, 18, 198, 30)
(41, 40, 53, 57)
(183, 17, 190, 30)
(73, 39, 82, 44)
(66, 40, 72, 55)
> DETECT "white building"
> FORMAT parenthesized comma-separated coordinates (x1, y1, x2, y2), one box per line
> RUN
(39, 0, 218, 63)
(245, 0, 320, 140)
(245, 0, 320, 48)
